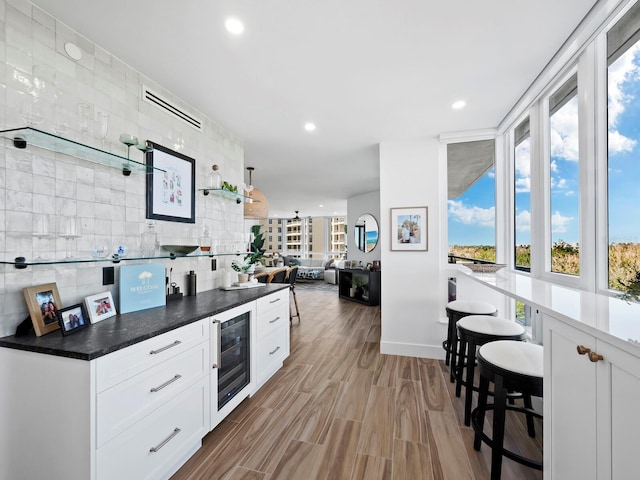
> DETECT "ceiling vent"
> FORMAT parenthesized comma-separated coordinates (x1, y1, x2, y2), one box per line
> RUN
(142, 85, 203, 132)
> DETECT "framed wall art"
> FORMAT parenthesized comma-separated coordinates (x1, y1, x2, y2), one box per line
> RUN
(390, 206, 428, 251)
(84, 291, 116, 324)
(23, 283, 63, 336)
(146, 141, 196, 223)
(57, 303, 89, 336)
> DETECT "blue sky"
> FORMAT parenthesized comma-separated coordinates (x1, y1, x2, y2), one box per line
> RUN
(448, 43, 640, 247)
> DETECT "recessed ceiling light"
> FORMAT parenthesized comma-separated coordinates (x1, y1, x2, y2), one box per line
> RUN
(319, 204, 324, 208)
(225, 17, 244, 35)
(304, 122, 316, 132)
(452, 100, 466, 110)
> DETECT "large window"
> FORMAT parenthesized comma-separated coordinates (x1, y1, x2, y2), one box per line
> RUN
(514, 118, 531, 271)
(607, 2, 640, 290)
(447, 140, 496, 263)
(549, 74, 580, 275)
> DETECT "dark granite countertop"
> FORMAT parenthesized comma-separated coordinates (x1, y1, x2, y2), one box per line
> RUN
(0, 284, 289, 361)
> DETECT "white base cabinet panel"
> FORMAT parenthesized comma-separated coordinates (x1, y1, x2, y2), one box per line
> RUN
(544, 314, 640, 480)
(97, 377, 209, 480)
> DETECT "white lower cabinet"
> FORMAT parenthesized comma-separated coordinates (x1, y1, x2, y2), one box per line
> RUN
(97, 377, 209, 480)
(255, 289, 290, 389)
(0, 291, 290, 480)
(544, 314, 640, 480)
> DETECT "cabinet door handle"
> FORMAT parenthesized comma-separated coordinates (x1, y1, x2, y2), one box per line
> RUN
(269, 346, 281, 355)
(269, 316, 280, 324)
(269, 298, 281, 304)
(150, 340, 182, 355)
(150, 374, 182, 393)
(149, 427, 181, 453)
(576, 345, 591, 355)
(588, 351, 604, 363)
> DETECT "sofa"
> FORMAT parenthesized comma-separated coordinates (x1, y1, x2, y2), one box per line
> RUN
(284, 256, 336, 282)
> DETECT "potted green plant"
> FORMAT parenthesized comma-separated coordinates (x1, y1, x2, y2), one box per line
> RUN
(246, 225, 266, 269)
(231, 257, 252, 283)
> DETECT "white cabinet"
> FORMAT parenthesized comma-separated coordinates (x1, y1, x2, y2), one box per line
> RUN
(0, 289, 290, 480)
(0, 320, 209, 480)
(544, 314, 640, 480)
(255, 289, 290, 388)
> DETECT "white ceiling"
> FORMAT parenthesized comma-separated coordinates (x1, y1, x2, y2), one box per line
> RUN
(30, 0, 597, 218)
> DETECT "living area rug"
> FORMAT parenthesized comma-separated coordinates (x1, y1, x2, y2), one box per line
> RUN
(294, 281, 338, 292)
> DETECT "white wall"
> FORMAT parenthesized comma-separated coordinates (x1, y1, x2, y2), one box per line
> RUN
(0, 0, 246, 336)
(347, 190, 380, 266)
(379, 140, 448, 358)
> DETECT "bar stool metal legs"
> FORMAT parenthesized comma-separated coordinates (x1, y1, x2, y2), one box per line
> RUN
(471, 340, 543, 480)
(444, 300, 497, 383)
(455, 315, 526, 426)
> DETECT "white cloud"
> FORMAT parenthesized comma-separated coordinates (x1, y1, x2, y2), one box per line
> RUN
(608, 43, 640, 153)
(551, 211, 573, 233)
(448, 200, 494, 228)
(515, 177, 530, 193)
(515, 137, 531, 193)
(608, 129, 636, 153)
(550, 96, 579, 161)
(515, 210, 530, 232)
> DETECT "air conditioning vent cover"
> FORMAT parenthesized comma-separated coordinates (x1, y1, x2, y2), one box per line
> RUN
(142, 85, 203, 131)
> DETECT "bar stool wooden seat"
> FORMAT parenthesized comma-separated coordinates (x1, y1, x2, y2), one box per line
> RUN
(471, 340, 543, 480)
(455, 315, 526, 426)
(444, 300, 497, 382)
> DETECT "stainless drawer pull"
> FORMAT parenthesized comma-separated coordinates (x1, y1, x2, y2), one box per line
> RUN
(150, 374, 182, 393)
(269, 316, 280, 324)
(150, 340, 182, 355)
(269, 298, 281, 304)
(149, 427, 181, 453)
(269, 346, 281, 355)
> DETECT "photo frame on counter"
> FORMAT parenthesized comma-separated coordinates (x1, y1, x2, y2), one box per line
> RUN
(146, 141, 196, 223)
(390, 206, 428, 251)
(23, 283, 63, 337)
(84, 291, 116, 324)
(57, 303, 89, 336)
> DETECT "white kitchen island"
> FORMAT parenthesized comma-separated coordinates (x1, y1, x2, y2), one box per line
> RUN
(462, 269, 640, 480)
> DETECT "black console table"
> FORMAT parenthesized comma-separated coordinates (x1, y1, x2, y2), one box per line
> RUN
(338, 269, 381, 306)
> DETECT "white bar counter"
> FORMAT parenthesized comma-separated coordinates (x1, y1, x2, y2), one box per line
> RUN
(462, 268, 640, 356)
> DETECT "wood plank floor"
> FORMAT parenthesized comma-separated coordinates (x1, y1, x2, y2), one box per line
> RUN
(172, 288, 543, 480)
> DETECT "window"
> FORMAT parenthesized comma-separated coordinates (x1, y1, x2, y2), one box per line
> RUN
(514, 118, 531, 271)
(447, 140, 496, 263)
(549, 74, 580, 275)
(607, 2, 640, 290)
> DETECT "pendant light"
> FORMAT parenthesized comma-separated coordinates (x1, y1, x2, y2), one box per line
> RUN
(243, 167, 269, 219)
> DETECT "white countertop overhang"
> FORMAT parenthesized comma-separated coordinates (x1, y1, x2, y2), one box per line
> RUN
(461, 268, 640, 356)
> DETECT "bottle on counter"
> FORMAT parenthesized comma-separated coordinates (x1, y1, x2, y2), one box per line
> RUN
(186, 270, 197, 296)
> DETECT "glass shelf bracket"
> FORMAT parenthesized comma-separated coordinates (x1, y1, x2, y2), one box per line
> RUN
(0, 127, 165, 175)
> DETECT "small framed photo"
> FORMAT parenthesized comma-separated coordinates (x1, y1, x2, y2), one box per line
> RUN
(391, 206, 428, 251)
(57, 303, 89, 336)
(84, 292, 117, 324)
(23, 283, 63, 336)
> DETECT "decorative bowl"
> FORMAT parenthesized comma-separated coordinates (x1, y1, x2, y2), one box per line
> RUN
(461, 263, 506, 273)
(161, 245, 199, 256)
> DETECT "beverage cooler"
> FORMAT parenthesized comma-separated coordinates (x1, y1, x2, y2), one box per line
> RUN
(209, 303, 255, 430)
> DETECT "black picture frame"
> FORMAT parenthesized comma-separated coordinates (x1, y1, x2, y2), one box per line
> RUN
(145, 141, 196, 223)
(57, 303, 89, 336)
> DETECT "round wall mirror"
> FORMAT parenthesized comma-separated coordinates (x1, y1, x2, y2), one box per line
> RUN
(354, 213, 379, 253)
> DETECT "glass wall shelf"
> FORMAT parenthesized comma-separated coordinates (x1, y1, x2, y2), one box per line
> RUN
(0, 127, 164, 175)
(3, 252, 244, 269)
(199, 188, 261, 204)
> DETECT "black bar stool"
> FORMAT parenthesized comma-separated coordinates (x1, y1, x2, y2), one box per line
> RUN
(455, 315, 527, 426)
(471, 340, 543, 480)
(444, 300, 497, 382)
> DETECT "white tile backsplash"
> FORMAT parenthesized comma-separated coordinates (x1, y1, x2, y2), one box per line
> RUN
(0, 0, 245, 334)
